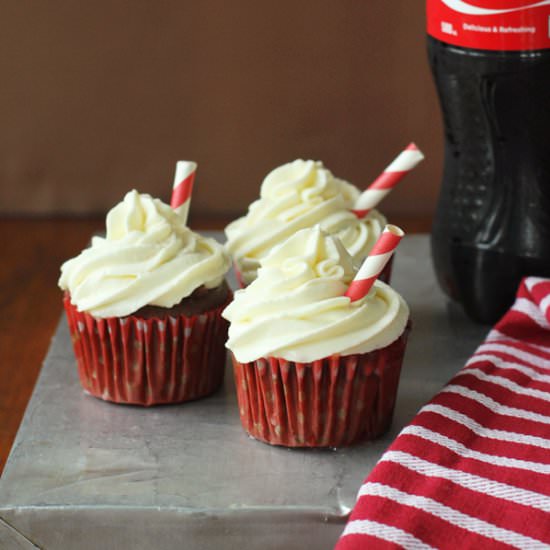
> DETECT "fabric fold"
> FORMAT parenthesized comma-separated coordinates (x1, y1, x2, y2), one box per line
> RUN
(336, 277, 550, 549)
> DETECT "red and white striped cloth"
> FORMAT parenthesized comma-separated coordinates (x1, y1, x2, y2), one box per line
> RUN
(336, 277, 550, 549)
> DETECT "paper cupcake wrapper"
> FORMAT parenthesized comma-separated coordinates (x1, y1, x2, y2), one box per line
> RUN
(64, 295, 230, 406)
(234, 255, 394, 289)
(232, 326, 409, 448)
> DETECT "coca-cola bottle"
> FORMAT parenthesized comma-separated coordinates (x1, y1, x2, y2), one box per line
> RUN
(427, 0, 550, 323)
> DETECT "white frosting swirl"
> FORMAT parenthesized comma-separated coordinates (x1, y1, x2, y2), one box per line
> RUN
(225, 159, 387, 285)
(223, 227, 409, 363)
(59, 190, 230, 318)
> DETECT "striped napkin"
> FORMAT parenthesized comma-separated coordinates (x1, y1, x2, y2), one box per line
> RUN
(336, 277, 550, 549)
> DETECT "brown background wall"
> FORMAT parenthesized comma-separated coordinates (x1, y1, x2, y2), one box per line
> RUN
(0, 1, 442, 223)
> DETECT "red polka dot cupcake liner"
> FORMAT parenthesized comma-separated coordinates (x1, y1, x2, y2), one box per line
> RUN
(63, 294, 230, 406)
(232, 324, 410, 448)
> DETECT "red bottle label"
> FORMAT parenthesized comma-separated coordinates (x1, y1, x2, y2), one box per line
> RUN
(427, 0, 550, 50)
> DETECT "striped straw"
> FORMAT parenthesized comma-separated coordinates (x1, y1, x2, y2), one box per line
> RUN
(170, 160, 197, 224)
(345, 225, 404, 301)
(352, 143, 424, 218)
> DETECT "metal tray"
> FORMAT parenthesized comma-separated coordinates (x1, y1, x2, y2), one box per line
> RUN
(0, 234, 488, 549)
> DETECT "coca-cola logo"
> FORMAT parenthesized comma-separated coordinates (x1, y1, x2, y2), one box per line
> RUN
(442, 0, 550, 14)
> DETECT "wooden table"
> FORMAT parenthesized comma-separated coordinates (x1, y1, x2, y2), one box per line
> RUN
(0, 216, 431, 474)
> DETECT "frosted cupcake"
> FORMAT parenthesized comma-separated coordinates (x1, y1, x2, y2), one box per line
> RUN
(225, 160, 387, 286)
(59, 190, 232, 406)
(223, 226, 410, 447)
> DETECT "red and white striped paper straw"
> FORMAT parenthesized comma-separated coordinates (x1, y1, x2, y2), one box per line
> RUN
(170, 160, 197, 224)
(345, 225, 404, 301)
(352, 143, 424, 218)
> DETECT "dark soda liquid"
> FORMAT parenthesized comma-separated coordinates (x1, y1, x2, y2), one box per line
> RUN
(428, 36, 550, 324)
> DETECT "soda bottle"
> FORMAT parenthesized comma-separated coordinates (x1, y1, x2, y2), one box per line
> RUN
(427, 0, 550, 323)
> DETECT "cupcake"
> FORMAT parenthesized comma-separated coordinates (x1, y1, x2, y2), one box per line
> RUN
(225, 159, 388, 286)
(59, 189, 232, 406)
(223, 226, 410, 447)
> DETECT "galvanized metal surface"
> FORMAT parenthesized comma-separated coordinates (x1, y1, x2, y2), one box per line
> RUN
(0, 234, 488, 550)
